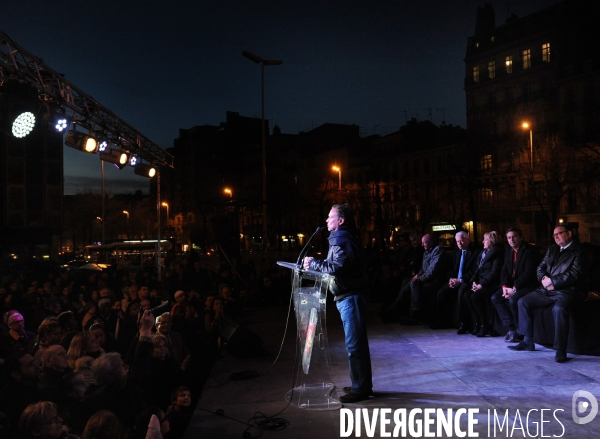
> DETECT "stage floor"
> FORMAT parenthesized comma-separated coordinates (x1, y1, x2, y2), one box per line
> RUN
(185, 302, 600, 438)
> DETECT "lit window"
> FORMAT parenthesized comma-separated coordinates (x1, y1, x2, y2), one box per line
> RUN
(473, 66, 480, 83)
(542, 43, 551, 63)
(480, 187, 493, 202)
(480, 154, 493, 173)
(488, 60, 496, 79)
(522, 49, 531, 69)
(505, 56, 513, 74)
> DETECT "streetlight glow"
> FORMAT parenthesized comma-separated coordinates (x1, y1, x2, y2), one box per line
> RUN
(521, 121, 535, 243)
(332, 165, 342, 190)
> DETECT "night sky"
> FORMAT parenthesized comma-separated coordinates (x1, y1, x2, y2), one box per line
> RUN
(2, 0, 558, 195)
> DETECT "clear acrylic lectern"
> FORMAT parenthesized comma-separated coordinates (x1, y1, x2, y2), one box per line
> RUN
(277, 261, 341, 410)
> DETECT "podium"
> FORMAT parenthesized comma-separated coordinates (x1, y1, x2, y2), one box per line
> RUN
(277, 261, 341, 410)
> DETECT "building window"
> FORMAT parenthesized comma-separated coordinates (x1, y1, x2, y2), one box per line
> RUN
(473, 66, 479, 83)
(480, 154, 493, 173)
(505, 55, 513, 74)
(488, 60, 496, 79)
(522, 49, 531, 69)
(480, 187, 493, 202)
(542, 43, 551, 63)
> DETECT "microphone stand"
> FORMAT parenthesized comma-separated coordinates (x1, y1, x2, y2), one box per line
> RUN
(296, 226, 325, 268)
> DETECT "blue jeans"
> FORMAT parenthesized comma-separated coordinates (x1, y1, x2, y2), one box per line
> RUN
(336, 294, 373, 394)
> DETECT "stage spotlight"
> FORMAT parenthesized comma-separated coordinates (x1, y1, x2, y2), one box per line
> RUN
(12, 111, 36, 138)
(64, 130, 98, 153)
(134, 163, 157, 178)
(97, 139, 111, 153)
(55, 117, 68, 132)
(99, 149, 129, 169)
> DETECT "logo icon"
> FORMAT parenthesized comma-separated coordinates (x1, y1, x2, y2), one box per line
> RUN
(572, 390, 598, 424)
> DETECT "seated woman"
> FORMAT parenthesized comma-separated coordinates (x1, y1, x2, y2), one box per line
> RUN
(457, 231, 504, 337)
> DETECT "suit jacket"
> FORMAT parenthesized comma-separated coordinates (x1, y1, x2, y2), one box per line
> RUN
(447, 245, 479, 282)
(500, 242, 539, 290)
(536, 240, 591, 299)
(469, 243, 504, 288)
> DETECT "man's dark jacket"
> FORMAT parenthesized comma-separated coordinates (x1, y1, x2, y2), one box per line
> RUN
(500, 242, 539, 290)
(308, 226, 369, 301)
(447, 245, 479, 282)
(536, 240, 591, 299)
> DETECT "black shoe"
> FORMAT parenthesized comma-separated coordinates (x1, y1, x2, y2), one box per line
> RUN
(476, 325, 490, 338)
(343, 386, 374, 395)
(339, 392, 371, 403)
(457, 323, 470, 335)
(470, 323, 481, 335)
(555, 351, 571, 363)
(508, 341, 535, 352)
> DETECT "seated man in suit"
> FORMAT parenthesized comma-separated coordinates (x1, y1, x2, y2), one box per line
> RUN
(492, 227, 538, 342)
(430, 230, 478, 329)
(381, 234, 446, 325)
(509, 224, 591, 363)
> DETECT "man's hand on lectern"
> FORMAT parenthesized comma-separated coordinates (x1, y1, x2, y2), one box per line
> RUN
(303, 257, 313, 270)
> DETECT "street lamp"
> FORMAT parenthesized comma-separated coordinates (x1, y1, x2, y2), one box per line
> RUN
(332, 165, 342, 191)
(522, 122, 535, 243)
(161, 202, 169, 227)
(123, 211, 129, 239)
(242, 50, 283, 248)
(224, 187, 232, 199)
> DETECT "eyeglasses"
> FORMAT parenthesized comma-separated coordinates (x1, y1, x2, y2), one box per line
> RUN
(43, 416, 62, 425)
(553, 231, 568, 238)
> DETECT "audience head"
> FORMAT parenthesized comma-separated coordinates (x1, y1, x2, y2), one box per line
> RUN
(553, 224, 574, 247)
(409, 232, 422, 247)
(5, 350, 39, 383)
(151, 334, 169, 360)
(155, 313, 172, 336)
(483, 231, 501, 249)
(41, 345, 69, 371)
(57, 311, 78, 332)
(174, 290, 186, 304)
(171, 386, 192, 410)
(506, 227, 524, 250)
(421, 234, 436, 251)
(204, 295, 215, 310)
(455, 231, 470, 250)
(89, 324, 107, 348)
(38, 322, 62, 347)
(82, 410, 123, 439)
(91, 352, 128, 385)
(7, 312, 25, 334)
(19, 401, 63, 438)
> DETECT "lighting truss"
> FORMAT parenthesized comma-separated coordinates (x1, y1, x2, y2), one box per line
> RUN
(0, 31, 173, 169)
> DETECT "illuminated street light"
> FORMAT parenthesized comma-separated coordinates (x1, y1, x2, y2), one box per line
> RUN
(332, 165, 342, 191)
(242, 50, 283, 248)
(522, 121, 535, 243)
(161, 202, 169, 225)
(123, 210, 129, 239)
(224, 187, 232, 199)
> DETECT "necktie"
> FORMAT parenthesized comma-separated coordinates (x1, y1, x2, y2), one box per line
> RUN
(457, 250, 465, 280)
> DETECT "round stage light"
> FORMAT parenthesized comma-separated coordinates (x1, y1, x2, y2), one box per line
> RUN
(119, 152, 128, 165)
(83, 137, 98, 153)
(12, 112, 36, 138)
(148, 167, 156, 178)
(55, 118, 68, 132)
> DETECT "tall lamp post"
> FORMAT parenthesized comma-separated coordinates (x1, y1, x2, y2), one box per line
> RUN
(161, 202, 169, 235)
(522, 122, 535, 243)
(332, 165, 342, 191)
(242, 50, 282, 249)
(122, 210, 129, 239)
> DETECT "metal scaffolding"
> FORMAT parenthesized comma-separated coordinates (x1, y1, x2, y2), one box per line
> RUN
(0, 31, 174, 168)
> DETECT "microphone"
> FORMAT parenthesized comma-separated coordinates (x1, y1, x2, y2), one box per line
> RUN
(296, 226, 326, 268)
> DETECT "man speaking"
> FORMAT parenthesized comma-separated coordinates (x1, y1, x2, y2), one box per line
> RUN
(304, 203, 373, 403)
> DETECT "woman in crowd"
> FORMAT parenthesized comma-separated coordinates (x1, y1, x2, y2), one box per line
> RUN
(67, 332, 104, 370)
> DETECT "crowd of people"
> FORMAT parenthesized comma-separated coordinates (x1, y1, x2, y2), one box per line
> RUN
(0, 254, 290, 439)
(379, 224, 592, 363)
